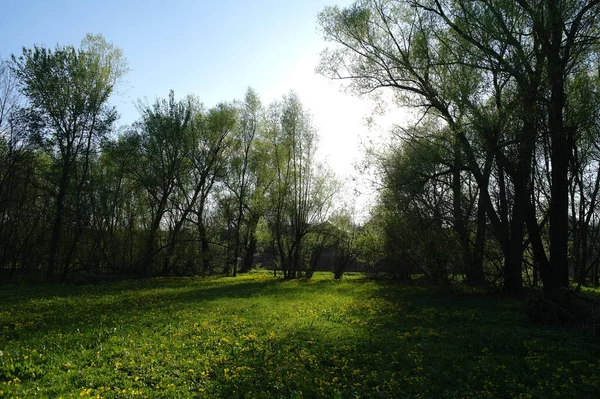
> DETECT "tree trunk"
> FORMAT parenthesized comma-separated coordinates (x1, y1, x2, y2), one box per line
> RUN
(453, 134, 485, 285)
(239, 233, 257, 273)
(504, 177, 527, 295)
(467, 193, 487, 285)
(196, 221, 211, 274)
(141, 227, 157, 277)
(48, 164, 71, 280)
(545, 1, 570, 301)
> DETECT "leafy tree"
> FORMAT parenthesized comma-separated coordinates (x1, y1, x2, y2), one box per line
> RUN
(318, 0, 600, 301)
(329, 208, 361, 279)
(220, 88, 264, 276)
(11, 34, 127, 279)
(126, 91, 195, 275)
(0, 59, 21, 132)
(87, 134, 141, 274)
(0, 58, 47, 280)
(318, 0, 492, 286)
(187, 102, 237, 274)
(567, 63, 600, 286)
(266, 93, 338, 278)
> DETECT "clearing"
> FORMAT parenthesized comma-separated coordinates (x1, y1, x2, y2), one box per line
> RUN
(1, 273, 599, 398)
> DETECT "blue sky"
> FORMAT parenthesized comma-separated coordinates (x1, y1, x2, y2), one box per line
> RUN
(1, 0, 352, 121)
(1, 0, 393, 210)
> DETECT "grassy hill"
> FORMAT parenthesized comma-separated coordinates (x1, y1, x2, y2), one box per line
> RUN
(1, 272, 599, 398)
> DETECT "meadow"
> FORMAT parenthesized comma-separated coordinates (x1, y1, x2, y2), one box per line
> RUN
(1, 272, 599, 398)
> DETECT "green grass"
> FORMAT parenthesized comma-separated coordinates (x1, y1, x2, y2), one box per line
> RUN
(1, 272, 599, 398)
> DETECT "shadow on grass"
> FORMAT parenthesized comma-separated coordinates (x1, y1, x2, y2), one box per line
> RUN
(0, 275, 368, 339)
(238, 281, 600, 398)
(2, 276, 600, 398)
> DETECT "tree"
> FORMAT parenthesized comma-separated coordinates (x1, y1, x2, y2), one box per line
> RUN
(127, 91, 195, 275)
(0, 59, 21, 133)
(88, 134, 141, 274)
(0, 59, 45, 280)
(187, 102, 237, 274)
(318, 0, 492, 286)
(266, 93, 338, 279)
(379, 128, 465, 281)
(329, 208, 361, 279)
(411, 0, 600, 299)
(221, 88, 263, 276)
(567, 64, 600, 286)
(318, 0, 600, 300)
(11, 34, 128, 279)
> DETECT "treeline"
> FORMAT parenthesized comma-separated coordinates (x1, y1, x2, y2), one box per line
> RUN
(318, 0, 600, 300)
(0, 34, 356, 282)
(5, 0, 600, 303)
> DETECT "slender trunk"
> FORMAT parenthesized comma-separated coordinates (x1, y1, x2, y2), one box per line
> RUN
(141, 219, 160, 277)
(61, 232, 81, 280)
(452, 133, 476, 283)
(141, 192, 170, 276)
(231, 210, 243, 277)
(469, 192, 487, 284)
(525, 196, 549, 284)
(501, 77, 538, 296)
(239, 216, 259, 273)
(161, 234, 174, 276)
(48, 163, 71, 280)
(504, 175, 527, 295)
(571, 155, 585, 285)
(161, 200, 198, 276)
(240, 235, 257, 273)
(197, 221, 211, 274)
(546, 3, 570, 300)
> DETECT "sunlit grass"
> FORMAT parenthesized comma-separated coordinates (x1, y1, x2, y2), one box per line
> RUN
(1, 272, 599, 398)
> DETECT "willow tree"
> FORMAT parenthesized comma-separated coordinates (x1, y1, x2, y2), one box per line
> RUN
(126, 91, 195, 275)
(318, 0, 493, 285)
(266, 93, 338, 279)
(218, 88, 270, 276)
(318, 0, 600, 299)
(11, 34, 128, 279)
(178, 102, 237, 274)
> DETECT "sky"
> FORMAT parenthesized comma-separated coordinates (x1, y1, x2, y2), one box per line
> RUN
(0, 0, 404, 213)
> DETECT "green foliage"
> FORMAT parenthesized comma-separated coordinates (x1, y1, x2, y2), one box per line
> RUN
(362, 126, 462, 281)
(354, 211, 386, 270)
(265, 92, 339, 279)
(218, 87, 270, 275)
(318, 0, 600, 295)
(6, 34, 128, 279)
(2, 28, 343, 282)
(11, 33, 126, 143)
(328, 209, 362, 279)
(1, 275, 599, 398)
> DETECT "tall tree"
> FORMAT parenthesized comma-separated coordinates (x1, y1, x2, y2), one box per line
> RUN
(409, 0, 600, 298)
(188, 102, 237, 274)
(317, 0, 493, 286)
(221, 88, 263, 276)
(318, 0, 600, 299)
(266, 93, 338, 279)
(0, 58, 44, 279)
(128, 91, 194, 276)
(0, 59, 21, 132)
(11, 34, 127, 279)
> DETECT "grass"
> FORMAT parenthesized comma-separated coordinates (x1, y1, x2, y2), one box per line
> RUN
(1, 271, 599, 398)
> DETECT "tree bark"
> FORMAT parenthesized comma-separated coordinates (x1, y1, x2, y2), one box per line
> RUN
(47, 161, 71, 280)
(545, 0, 570, 300)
